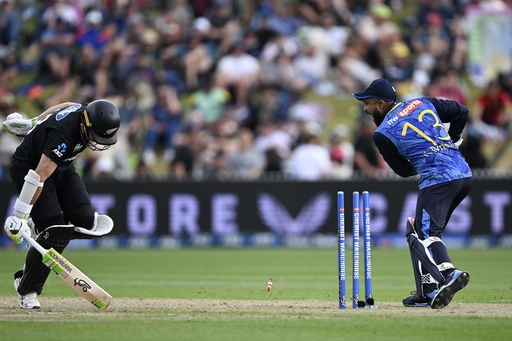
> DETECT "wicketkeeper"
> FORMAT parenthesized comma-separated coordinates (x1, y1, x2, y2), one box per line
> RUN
(3, 100, 120, 309)
(352, 79, 472, 309)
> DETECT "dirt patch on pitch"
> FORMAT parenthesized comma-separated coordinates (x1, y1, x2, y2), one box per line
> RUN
(0, 297, 510, 321)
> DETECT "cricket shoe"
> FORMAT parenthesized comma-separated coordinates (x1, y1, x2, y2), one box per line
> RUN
(431, 269, 470, 309)
(402, 291, 436, 307)
(14, 277, 40, 309)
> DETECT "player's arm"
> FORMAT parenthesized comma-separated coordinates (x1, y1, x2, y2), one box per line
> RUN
(374, 132, 417, 177)
(3, 155, 58, 243)
(37, 102, 78, 121)
(3, 102, 78, 137)
(4, 131, 62, 242)
(426, 97, 468, 143)
(30, 154, 58, 204)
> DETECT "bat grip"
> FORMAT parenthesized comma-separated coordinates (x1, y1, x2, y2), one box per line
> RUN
(22, 231, 48, 256)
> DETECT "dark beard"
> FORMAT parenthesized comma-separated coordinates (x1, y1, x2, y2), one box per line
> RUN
(373, 114, 384, 127)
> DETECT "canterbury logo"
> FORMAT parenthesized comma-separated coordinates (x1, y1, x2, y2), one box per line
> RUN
(257, 192, 330, 235)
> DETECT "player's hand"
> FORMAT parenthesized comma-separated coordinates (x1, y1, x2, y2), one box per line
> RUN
(4, 216, 31, 244)
(2, 113, 36, 137)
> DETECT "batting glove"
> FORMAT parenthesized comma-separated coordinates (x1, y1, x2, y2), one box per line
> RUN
(4, 216, 31, 244)
(2, 113, 37, 137)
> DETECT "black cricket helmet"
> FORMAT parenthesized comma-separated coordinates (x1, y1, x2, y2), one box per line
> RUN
(81, 100, 121, 151)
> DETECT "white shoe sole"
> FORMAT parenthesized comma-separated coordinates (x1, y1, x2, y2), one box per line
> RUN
(14, 277, 41, 309)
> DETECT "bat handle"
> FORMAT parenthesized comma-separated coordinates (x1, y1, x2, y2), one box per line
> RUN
(22, 230, 48, 256)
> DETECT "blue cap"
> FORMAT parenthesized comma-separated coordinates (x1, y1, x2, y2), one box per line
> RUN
(352, 79, 397, 102)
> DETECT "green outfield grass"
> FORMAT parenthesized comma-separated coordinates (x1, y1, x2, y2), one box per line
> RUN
(1, 247, 511, 340)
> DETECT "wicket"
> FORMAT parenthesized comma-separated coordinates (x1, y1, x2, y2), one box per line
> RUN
(338, 191, 374, 309)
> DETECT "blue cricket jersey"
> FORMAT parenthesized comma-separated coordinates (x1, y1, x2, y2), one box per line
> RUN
(373, 97, 473, 189)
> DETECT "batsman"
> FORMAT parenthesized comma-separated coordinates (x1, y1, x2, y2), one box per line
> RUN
(352, 79, 472, 309)
(3, 100, 120, 309)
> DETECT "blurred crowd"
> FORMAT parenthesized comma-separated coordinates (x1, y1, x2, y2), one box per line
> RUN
(0, 0, 511, 181)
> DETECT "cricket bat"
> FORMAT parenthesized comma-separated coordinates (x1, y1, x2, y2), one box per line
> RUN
(22, 231, 112, 310)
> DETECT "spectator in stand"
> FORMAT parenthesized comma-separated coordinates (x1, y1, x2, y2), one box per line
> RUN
(337, 36, 382, 94)
(431, 70, 468, 105)
(319, 12, 350, 61)
(215, 42, 260, 110)
(261, 51, 303, 92)
(40, 0, 83, 32)
(383, 41, 414, 90)
(356, 3, 399, 48)
(262, 147, 283, 179)
(0, 0, 20, 50)
(187, 76, 231, 130)
(205, 2, 240, 56)
(154, 10, 185, 49)
(297, 0, 332, 25)
(498, 72, 512, 99)
(169, 0, 194, 29)
(416, 0, 454, 27)
(353, 116, 385, 178)
(329, 124, 355, 179)
(449, 14, 467, 72)
(39, 16, 75, 82)
(249, 1, 305, 38)
(459, 131, 488, 169)
(250, 85, 294, 127)
(142, 85, 182, 166)
(0, 50, 20, 92)
(260, 32, 298, 63)
(76, 10, 112, 54)
(470, 80, 512, 145)
(182, 20, 215, 89)
(285, 124, 332, 181)
(292, 40, 329, 90)
(195, 143, 227, 181)
(118, 90, 144, 155)
(415, 12, 452, 68)
(224, 128, 265, 180)
(169, 131, 196, 181)
(253, 120, 293, 161)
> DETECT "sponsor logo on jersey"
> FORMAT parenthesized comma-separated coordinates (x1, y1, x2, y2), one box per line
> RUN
(397, 100, 422, 117)
(63, 155, 80, 162)
(387, 115, 399, 125)
(52, 143, 67, 157)
(56, 104, 81, 121)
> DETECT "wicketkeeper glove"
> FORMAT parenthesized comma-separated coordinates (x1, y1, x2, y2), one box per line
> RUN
(4, 216, 31, 244)
(2, 113, 37, 137)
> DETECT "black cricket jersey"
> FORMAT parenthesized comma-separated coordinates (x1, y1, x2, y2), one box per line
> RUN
(12, 103, 89, 171)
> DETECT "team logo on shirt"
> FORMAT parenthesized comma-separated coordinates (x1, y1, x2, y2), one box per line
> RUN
(397, 100, 422, 117)
(73, 143, 84, 152)
(52, 143, 67, 157)
(56, 104, 81, 121)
